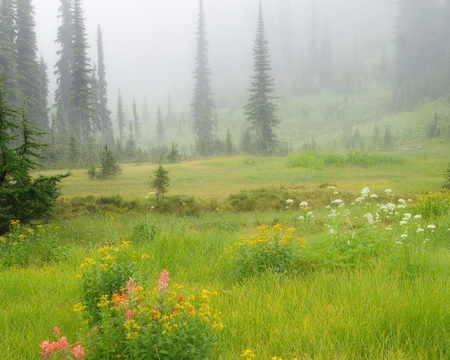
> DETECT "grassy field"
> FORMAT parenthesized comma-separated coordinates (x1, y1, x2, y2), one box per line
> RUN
(3, 148, 450, 359)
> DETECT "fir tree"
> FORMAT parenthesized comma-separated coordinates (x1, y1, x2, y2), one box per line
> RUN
(125, 121, 136, 158)
(67, 131, 80, 167)
(70, 0, 92, 144)
(116, 89, 125, 143)
(167, 142, 181, 164)
(0, 0, 21, 107)
(16, 0, 46, 128)
(243, 2, 279, 155)
(100, 145, 122, 178)
(133, 98, 141, 143)
(96, 25, 113, 145)
(54, 0, 74, 118)
(152, 164, 169, 200)
(191, 0, 215, 155)
(156, 106, 164, 145)
(0, 78, 68, 234)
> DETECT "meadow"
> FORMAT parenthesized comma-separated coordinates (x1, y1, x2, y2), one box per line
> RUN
(2, 149, 450, 359)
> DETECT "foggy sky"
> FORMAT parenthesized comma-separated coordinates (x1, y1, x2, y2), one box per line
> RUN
(34, 0, 396, 114)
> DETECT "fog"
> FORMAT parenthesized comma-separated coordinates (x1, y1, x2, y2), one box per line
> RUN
(33, 0, 396, 116)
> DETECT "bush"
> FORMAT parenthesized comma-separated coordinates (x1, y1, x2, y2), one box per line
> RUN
(227, 224, 304, 277)
(131, 221, 161, 243)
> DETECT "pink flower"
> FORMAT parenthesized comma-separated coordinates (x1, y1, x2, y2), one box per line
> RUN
(125, 277, 136, 295)
(58, 336, 72, 350)
(53, 327, 60, 335)
(177, 295, 183, 302)
(124, 309, 134, 320)
(39, 340, 51, 359)
(70, 344, 86, 359)
(156, 269, 171, 293)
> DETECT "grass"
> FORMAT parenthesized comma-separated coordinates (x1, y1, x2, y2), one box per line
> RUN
(4, 146, 450, 359)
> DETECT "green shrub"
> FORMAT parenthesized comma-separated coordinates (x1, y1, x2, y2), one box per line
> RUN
(131, 221, 161, 243)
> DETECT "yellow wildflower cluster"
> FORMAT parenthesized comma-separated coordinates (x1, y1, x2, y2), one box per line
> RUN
(414, 190, 450, 219)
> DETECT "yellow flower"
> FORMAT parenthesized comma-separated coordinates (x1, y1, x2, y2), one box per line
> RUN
(241, 349, 255, 359)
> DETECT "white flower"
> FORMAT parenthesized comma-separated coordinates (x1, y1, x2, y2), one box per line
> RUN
(385, 226, 393, 230)
(364, 213, 374, 225)
(332, 199, 344, 205)
(351, 202, 355, 206)
(385, 189, 393, 194)
(298, 216, 305, 221)
(398, 199, 406, 205)
(361, 187, 370, 198)
(145, 196, 149, 199)
(325, 205, 331, 209)
(307, 211, 314, 217)
(427, 225, 436, 229)
(417, 228, 424, 233)
(327, 186, 336, 190)
(397, 205, 406, 210)
(399, 221, 407, 226)
(355, 197, 364, 203)
(414, 215, 422, 219)
(347, 240, 351, 246)
(338, 203, 345, 208)
(401, 234, 408, 238)
(148, 192, 155, 195)
(403, 213, 412, 220)
(330, 229, 335, 234)
(286, 199, 294, 205)
(396, 241, 403, 245)
(407, 199, 413, 202)
(370, 194, 378, 199)
(299, 201, 308, 208)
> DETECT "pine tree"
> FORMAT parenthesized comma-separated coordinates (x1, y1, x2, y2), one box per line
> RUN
(96, 25, 113, 145)
(152, 164, 170, 200)
(0, 0, 21, 107)
(116, 89, 125, 143)
(100, 145, 122, 178)
(133, 98, 141, 143)
(70, 0, 92, 144)
(16, 0, 46, 128)
(67, 131, 80, 167)
(166, 93, 174, 127)
(125, 121, 136, 158)
(167, 142, 181, 163)
(191, 0, 215, 155)
(156, 106, 164, 145)
(54, 0, 74, 118)
(0, 77, 68, 234)
(243, 2, 279, 155)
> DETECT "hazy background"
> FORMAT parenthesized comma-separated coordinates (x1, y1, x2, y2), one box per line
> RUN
(34, 0, 396, 115)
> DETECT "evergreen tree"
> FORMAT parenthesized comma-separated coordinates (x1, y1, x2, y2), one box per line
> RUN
(70, 0, 92, 144)
(226, 129, 233, 156)
(116, 89, 125, 143)
(100, 145, 122, 178)
(156, 106, 164, 145)
(0, 0, 21, 107)
(125, 121, 136, 158)
(96, 25, 113, 144)
(54, 0, 74, 118)
(0, 78, 68, 234)
(167, 142, 181, 163)
(152, 164, 169, 200)
(16, 0, 46, 128)
(191, 0, 215, 155)
(133, 98, 140, 143)
(243, 2, 279, 154)
(67, 131, 80, 167)
(90, 63, 100, 135)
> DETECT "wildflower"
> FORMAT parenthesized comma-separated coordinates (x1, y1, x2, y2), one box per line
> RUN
(385, 189, 392, 194)
(124, 309, 134, 320)
(70, 344, 86, 359)
(398, 199, 406, 205)
(401, 234, 408, 238)
(370, 194, 378, 199)
(364, 213, 374, 225)
(299, 201, 308, 208)
(355, 196, 364, 203)
(241, 349, 255, 359)
(395, 241, 403, 245)
(306, 211, 314, 217)
(53, 327, 60, 336)
(327, 186, 336, 190)
(298, 216, 304, 221)
(399, 221, 407, 226)
(407, 199, 413, 202)
(125, 277, 136, 295)
(403, 213, 412, 220)
(325, 205, 331, 209)
(177, 295, 183, 302)
(332, 199, 343, 205)
(58, 337, 71, 349)
(427, 225, 436, 230)
(286, 199, 294, 205)
(385, 226, 392, 230)
(347, 240, 351, 246)
(333, 191, 339, 195)
(414, 215, 422, 219)
(156, 269, 171, 293)
(361, 187, 370, 198)
(417, 227, 424, 233)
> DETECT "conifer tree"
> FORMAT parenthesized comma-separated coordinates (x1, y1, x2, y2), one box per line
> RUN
(100, 145, 121, 178)
(244, 2, 279, 155)
(167, 142, 181, 164)
(156, 106, 164, 145)
(54, 0, 74, 118)
(97, 25, 113, 145)
(191, 0, 215, 155)
(152, 164, 169, 200)
(67, 131, 80, 167)
(125, 121, 136, 158)
(133, 98, 140, 143)
(90, 64, 100, 135)
(116, 89, 125, 143)
(16, 0, 46, 128)
(70, 0, 92, 143)
(0, 0, 21, 107)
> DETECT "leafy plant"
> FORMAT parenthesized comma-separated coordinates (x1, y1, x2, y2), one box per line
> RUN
(131, 221, 161, 243)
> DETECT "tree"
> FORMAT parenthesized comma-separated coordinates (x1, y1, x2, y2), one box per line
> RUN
(226, 129, 233, 156)
(133, 98, 140, 143)
(167, 142, 181, 163)
(90, 64, 100, 135)
(0, 78, 68, 234)
(0, 0, 21, 107)
(152, 164, 169, 200)
(191, 0, 215, 155)
(54, 0, 74, 119)
(116, 89, 125, 143)
(70, 0, 92, 144)
(16, 0, 47, 129)
(96, 25, 113, 145)
(243, 2, 279, 154)
(156, 106, 164, 145)
(100, 146, 121, 178)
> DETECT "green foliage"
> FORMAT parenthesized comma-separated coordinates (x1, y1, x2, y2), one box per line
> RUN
(288, 149, 406, 169)
(99, 146, 122, 178)
(76, 268, 222, 359)
(413, 191, 450, 220)
(152, 164, 170, 200)
(227, 224, 304, 277)
(131, 221, 161, 243)
(167, 142, 181, 163)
